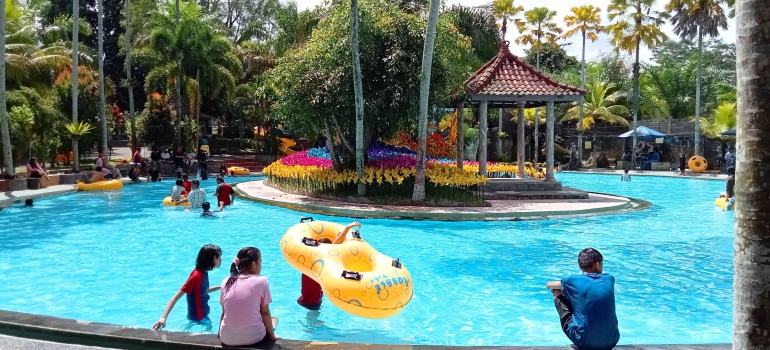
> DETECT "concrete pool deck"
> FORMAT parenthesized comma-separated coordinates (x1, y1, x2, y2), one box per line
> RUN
(0, 310, 731, 350)
(235, 180, 648, 221)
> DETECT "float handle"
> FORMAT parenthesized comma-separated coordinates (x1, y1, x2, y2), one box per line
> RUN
(392, 258, 402, 269)
(341, 271, 363, 281)
(351, 230, 361, 239)
(302, 237, 319, 247)
(300, 217, 315, 223)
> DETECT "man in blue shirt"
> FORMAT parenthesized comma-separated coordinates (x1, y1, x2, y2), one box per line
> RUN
(546, 248, 619, 350)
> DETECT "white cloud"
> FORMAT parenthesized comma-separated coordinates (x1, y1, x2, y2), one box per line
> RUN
(290, 0, 734, 64)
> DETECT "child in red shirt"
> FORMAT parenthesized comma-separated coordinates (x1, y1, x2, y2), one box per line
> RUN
(215, 176, 235, 207)
(152, 245, 222, 330)
(181, 174, 192, 195)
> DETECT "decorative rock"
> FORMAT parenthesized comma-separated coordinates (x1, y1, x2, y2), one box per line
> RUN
(347, 196, 357, 203)
(358, 197, 371, 204)
(9, 179, 27, 191)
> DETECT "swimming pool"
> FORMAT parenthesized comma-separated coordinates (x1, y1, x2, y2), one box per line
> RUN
(0, 173, 733, 346)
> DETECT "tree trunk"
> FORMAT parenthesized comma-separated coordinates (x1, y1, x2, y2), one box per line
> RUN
(694, 27, 702, 156)
(72, 0, 80, 172)
(351, 0, 365, 196)
(174, 0, 182, 147)
(0, 0, 13, 175)
(497, 108, 503, 158)
(125, 0, 136, 151)
(98, 0, 108, 158)
(456, 104, 464, 169)
(578, 31, 586, 164)
(631, 38, 641, 161)
(534, 25, 541, 163)
(412, 0, 441, 201)
(196, 69, 201, 151)
(324, 118, 342, 172)
(734, 0, 770, 347)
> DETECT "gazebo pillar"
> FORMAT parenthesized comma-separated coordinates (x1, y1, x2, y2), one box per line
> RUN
(545, 101, 556, 182)
(479, 100, 488, 175)
(455, 102, 464, 170)
(517, 102, 526, 178)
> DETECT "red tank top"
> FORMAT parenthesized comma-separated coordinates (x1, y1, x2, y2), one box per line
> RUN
(217, 183, 233, 205)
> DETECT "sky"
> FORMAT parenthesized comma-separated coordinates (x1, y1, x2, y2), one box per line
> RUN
(292, 0, 736, 64)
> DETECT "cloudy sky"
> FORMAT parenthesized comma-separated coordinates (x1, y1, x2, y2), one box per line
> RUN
(292, 0, 735, 64)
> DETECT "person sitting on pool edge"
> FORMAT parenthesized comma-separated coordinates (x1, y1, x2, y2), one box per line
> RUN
(546, 248, 619, 350)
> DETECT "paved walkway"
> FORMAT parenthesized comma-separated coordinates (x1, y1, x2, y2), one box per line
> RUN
(236, 180, 642, 221)
(0, 335, 114, 350)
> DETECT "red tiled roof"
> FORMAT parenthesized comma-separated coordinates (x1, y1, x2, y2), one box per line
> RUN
(464, 42, 586, 98)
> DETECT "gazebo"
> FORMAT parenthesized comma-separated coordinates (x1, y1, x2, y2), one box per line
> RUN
(462, 42, 586, 183)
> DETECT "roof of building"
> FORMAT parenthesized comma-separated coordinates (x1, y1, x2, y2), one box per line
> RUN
(464, 42, 586, 107)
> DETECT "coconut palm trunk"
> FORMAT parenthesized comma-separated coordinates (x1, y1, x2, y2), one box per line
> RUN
(734, 0, 770, 346)
(196, 68, 201, 150)
(98, 0, 107, 158)
(174, 0, 182, 146)
(351, 0, 365, 196)
(125, 0, 136, 151)
(72, 0, 80, 172)
(0, 0, 12, 175)
(534, 25, 541, 163)
(631, 37, 640, 161)
(412, 0, 441, 201)
(578, 29, 586, 163)
(694, 26, 702, 155)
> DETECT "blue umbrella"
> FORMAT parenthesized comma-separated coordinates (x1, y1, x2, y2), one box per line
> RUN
(721, 128, 736, 136)
(618, 126, 667, 139)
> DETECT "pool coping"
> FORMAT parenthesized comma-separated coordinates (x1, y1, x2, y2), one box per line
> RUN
(0, 309, 731, 350)
(234, 181, 651, 221)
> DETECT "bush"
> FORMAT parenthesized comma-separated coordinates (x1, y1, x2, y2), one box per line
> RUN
(464, 127, 479, 142)
(139, 93, 175, 147)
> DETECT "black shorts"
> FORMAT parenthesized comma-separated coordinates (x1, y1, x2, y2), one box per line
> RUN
(554, 294, 574, 334)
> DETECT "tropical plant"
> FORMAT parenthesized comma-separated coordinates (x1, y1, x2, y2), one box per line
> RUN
(606, 0, 668, 156)
(696, 102, 736, 138)
(492, 0, 523, 40)
(65, 121, 95, 139)
(444, 5, 501, 62)
(563, 5, 604, 161)
(515, 6, 561, 162)
(733, 2, 770, 346)
(666, 0, 730, 155)
(413, 0, 443, 201)
(638, 72, 671, 120)
(559, 82, 630, 130)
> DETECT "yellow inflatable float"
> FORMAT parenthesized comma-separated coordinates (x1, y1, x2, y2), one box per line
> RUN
(227, 166, 250, 175)
(77, 179, 123, 191)
(162, 196, 190, 206)
(714, 197, 735, 210)
(280, 218, 412, 318)
(688, 156, 708, 173)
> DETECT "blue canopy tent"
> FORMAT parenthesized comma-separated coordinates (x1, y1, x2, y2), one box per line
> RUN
(618, 126, 667, 139)
(721, 128, 736, 136)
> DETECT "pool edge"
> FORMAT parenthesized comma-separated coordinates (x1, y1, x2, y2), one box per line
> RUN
(0, 309, 731, 350)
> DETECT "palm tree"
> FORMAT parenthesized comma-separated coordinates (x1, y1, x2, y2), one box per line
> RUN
(563, 5, 604, 163)
(412, 0, 442, 201)
(606, 0, 668, 160)
(560, 82, 630, 131)
(125, 0, 136, 150)
(0, 0, 11, 175)
(351, 0, 365, 196)
(511, 108, 543, 160)
(733, 0, 770, 346)
(445, 5, 501, 62)
(666, 0, 729, 156)
(492, 0, 523, 158)
(697, 102, 736, 138)
(72, 0, 80, 172)
(515, 7, 561, 162)
(175, 0, 182, 146)
(98, 0, 107, 159)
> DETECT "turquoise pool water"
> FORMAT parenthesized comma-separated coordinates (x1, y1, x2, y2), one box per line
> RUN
(0, 173, 733, 346)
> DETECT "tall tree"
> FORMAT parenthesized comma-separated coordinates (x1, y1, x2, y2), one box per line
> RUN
(606, 0, 667, 159)
(563, 5, 603, 162)
(351, 0, 365, 196)
(492, 0, 523, 158)
(667, 0, 729, 156)
(125, 0, 136, 150)
(72, 0, 80, 171)
(412, 0, 441, 201)
(175, 0, 182, 146)
(734, 0, 770, 346)
(559, 82, 630, 130)
(98, 0, 107, 157)
(0, 0, 11, 175)
(515, 7, 561, 163)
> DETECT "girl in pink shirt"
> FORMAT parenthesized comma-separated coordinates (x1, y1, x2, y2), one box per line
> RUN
(219, 247, 279, 346)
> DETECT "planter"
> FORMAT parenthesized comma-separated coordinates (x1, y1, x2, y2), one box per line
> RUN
(40, 175, 61, 188)
(0, 180, 10, 192)
(9, 179, 27, 191)
(27, 178, 41, 190)
(59, 174, 80, 185)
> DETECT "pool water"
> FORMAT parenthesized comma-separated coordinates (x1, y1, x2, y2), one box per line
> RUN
(0, 173, 733, 346)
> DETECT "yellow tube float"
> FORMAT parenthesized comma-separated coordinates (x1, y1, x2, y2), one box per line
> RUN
(714, 197, 735, 210)
(688, 156, 708, 173)
(162, 196, 190, 206)
(77, 179, 123, 191)
(227, 167, 250, 175)
(280, 218, 412, 318)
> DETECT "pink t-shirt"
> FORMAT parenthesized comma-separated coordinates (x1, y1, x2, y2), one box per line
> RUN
(219, 274, 272, 346)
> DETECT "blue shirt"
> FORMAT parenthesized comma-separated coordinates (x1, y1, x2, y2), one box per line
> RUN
(562, 273, 620, 350)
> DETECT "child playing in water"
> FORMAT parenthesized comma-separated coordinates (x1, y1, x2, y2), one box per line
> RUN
(152, 244, 222, 330)
(620, 169, 631, 182)
(726, 167, 735, 210)
(169, 179, 187, 202)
